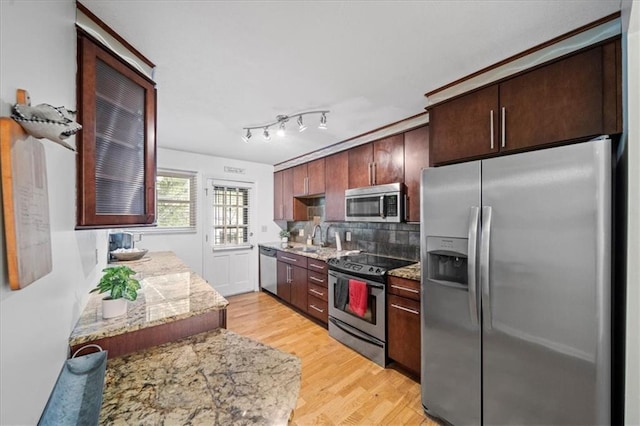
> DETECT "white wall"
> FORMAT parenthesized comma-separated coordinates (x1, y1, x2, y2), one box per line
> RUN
(138, 147, 281, 278)
(624, 0, 639, 423)
(0, 1, 108, 424)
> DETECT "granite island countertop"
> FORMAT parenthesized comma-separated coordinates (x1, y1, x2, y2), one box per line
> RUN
(70, 251, 228, 350)
(100, 328, 301, 425)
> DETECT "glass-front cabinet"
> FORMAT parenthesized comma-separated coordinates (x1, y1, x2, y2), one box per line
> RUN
(76, 30, 157, 228)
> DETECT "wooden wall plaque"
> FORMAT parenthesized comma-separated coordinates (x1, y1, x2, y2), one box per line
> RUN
(0, 116, 53, 290)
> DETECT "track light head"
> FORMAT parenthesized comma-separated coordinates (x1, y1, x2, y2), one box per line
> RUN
(297, 115, 307, 133)
(263, 127, 271, 141)
(242, 129, 252, 143)
(318, 112, 327, 130)
(277, 121, 286, 137)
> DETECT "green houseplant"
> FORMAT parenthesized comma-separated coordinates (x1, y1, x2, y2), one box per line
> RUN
(91, 266, 141, 319)
(279, 230, 290, 247)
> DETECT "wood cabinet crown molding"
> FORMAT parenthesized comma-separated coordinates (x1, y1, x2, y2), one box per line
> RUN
(425, 13, 621, 108)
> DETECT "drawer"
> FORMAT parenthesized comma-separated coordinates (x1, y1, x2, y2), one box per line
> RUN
(387, 275, 420, 301)
(277, 251, 308, 268)
(307, 295, 328, 323)
(308, 282, 328, 302)
(307, 270, 328, 288)
(307, 258, 328, 273)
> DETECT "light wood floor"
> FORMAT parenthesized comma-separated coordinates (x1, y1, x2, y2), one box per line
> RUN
(226, 291, 441, 425)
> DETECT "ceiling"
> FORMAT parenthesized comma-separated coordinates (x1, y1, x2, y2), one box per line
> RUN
(79, 0, 622, 166)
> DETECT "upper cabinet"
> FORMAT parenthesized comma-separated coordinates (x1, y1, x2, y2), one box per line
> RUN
(274, 168, 294, 220)
(348, 134, 404, 188)
(403, 126, 429, 222)
(429, 39, 622, 166)
(293, 158, 325, 197)
(76, 31, 157, 228)
(324, 151, 349, 221)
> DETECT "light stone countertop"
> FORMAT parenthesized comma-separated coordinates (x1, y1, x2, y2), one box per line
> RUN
(387, 262, 421, 281)
(69, 251, 228, 348)
(100, 328, 301, 425)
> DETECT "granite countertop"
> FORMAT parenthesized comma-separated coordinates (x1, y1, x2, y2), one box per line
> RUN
(70, 251, 228, 348)
(260, 241, 352, 261)
(100, 328, 301, 425)
(387, 262, 421, 281)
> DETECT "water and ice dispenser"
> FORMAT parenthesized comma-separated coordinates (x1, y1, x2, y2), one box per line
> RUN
(426, 236, 468, 288)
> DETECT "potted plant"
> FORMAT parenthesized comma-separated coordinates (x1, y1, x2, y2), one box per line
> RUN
(90, 266, 141, 319)
(279, 230, 290, 247)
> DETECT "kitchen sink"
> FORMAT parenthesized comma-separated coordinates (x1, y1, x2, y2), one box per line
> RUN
(292, 246, 319, 253)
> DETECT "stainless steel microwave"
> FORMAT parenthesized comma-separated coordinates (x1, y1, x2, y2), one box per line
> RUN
(344, 183, 404, 222)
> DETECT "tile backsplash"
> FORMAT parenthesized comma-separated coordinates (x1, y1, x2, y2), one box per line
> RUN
(287, 221, 420, 262)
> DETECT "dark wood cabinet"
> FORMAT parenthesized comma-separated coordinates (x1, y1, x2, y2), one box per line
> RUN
(429, 85, 499, 165)
(429, 39, 622, 166)
(348, 143, 373, 188)
(276, 260, 291, 303)
(76, 31, 157, 228)
(348, 135, 404, 188)
(403, 126, 429, 222)
(273, 171, 284, 220)
(307, 258, 328, 324)
(293, 158, 326, 196)
(387, 275, 421, 376)
(373, 134, 404, 185)
(324, 151, 349, 221)
(277, 251, 308, 308)
(290, 264, 308, 311)
(274, 168, 294, 220)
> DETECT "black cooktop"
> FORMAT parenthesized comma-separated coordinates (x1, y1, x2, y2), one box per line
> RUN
(327, 253, 414, 282)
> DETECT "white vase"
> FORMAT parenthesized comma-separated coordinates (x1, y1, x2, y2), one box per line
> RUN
(281, 237, 288, 248)
(102, 297, 127, 319)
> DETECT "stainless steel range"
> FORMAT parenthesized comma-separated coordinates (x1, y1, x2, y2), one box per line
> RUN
(327, 254, 413, 366)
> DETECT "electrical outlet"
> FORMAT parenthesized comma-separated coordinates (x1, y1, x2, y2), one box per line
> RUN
(346, 231, 351, 242)
(299, 229, 304, 237)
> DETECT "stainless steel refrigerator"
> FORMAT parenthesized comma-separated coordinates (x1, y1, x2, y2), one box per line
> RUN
(420, 137, 612, 425)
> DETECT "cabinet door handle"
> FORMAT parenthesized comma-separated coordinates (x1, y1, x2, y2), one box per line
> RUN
(390, 284, 419, 294)
(281, 256, 297, 262)
(287, 265, 291, 283)
(490, 109, 495, 149)
(372, 162, 377, 185)
(309, 264, 325, 271)
(305, 176, 308, 194)
(368, 163, 372, 186)
(309, 276, 325, 284)
(391, 303, 419, 316)
(501, 107, 506, 148)
(309, 304, 325, 313)
(309, 288, 325, 296)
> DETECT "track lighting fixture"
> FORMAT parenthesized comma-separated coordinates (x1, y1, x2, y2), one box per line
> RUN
(241, 109, 329, 142)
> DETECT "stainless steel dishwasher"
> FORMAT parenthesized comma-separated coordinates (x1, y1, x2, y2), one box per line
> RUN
(259, 246, 278, 296)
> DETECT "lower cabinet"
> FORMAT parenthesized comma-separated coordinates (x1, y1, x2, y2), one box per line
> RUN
(387, 275, 421, 377)
(276, 251, 328, 325)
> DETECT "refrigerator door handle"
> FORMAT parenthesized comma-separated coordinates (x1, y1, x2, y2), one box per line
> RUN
(480, 206, 493, 330)
(467, 206, 480, 326)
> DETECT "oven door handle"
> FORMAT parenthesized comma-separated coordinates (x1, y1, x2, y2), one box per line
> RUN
(329, 317, 384, 348)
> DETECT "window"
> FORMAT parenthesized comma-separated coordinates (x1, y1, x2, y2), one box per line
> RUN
(155, 169, 197, 232)
(212, 185, 250, 247)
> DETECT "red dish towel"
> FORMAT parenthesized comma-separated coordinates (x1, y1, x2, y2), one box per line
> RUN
(348, 279, 368, 317)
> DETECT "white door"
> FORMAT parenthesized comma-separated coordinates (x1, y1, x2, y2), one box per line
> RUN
(203, 179, 256, 296)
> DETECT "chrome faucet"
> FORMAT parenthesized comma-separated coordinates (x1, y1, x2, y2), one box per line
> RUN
(312, 224, 323, 246)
